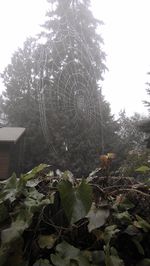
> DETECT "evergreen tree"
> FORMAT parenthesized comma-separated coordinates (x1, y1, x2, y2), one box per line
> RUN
(36, 0, 118, 175)
(1, 38, 49, 172)
(118, 111, 146, 152)
(138, 72, 150, 148)
(144, 72, 150, 110)
(117, 111, 149, 177)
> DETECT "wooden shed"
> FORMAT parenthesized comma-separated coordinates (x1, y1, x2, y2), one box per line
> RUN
(0, 127, 25, 180)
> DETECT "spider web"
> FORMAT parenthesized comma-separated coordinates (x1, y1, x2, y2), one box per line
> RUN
(36, 2, 104, 154)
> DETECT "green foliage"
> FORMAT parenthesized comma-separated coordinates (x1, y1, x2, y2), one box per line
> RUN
(144, 71, 150, 113)
(104, 245, 124, 266)
(51, 241, 91, 266)
(0, 164, 52, 266)
(118, 111, 146, 152)
(103, 225, 120, 244)
(58, 179, 92, 223)
(87, 203, 110, 232)
(135, 166, 150, 173)
(134, 215, 150, 232)
(1, 210, 32, 244)
(33, 259, 52, 266)
(119, 150, 150, 178)
(117, 111, 148, 173)
(23, 164, 48, 181)
(0, 165, 150, 266)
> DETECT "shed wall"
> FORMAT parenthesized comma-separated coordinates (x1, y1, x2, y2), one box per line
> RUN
(0, 144, 10, 180)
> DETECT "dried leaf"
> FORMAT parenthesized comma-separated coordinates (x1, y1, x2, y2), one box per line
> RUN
(38, 234, 57, 249)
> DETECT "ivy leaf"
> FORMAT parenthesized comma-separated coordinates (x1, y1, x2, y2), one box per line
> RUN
(132, 238, 145, 255)
(38, 234, 57, 249)
(26, 178, 41, 187)
(117, 198, 134, 211)
(135, 215, 150, 232)
(87, 204, 110, 232)
(2, 190, 17, 203)
(51, 242, 90, 266)
(76, 255, 91, 266)
(106, 255, 124, 266)
(124, 225, 140, 236)
(51, 241, 80, 266)
(23, 187, 51, 212)
(1, 219, 28, 244)
(51, 254, 69, 266)
(62, 170, 74, 184)
(33, 259, 52, 266)
(56, 241, 80, 257)
(57, 181, 73, 223)
(26, 187, 44, 200)
(23, 164, 48, 181)
(115, 211, 132, 225)
(104, 225, 120, 244)
(4, 172, 17, 189)
(1, 209, 33, 244)
(135, 166, 150, 173)
(0, 173, 18, 203)
(0, 173, 26, 204)
(104, 243, 124, 266)
(76, 179, 92, 215)
(58, 180, 92, 223)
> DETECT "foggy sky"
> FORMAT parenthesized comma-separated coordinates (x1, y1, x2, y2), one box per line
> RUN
(0, 0, 149, 117)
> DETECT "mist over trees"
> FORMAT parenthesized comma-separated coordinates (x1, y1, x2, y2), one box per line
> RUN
(137, 72, 150, 149)
(0, 0, 147, 176)
(118, 111, 146, 152)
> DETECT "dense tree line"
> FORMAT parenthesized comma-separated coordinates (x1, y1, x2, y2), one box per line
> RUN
(138, 72, 150, 148)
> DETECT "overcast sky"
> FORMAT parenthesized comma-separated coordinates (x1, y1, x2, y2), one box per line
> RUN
(0, 0, 149, 117)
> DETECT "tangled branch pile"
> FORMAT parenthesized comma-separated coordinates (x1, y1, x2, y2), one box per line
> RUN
(0, 165, 150, 266)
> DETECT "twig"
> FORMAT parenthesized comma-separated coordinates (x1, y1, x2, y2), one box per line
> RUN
(110, 188, 150, 197)
(90, 183, 105, 194)
(103, 185, 131, 191)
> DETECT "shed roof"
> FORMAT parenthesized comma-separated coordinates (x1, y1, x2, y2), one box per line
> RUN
(0, 127, 25, 143)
